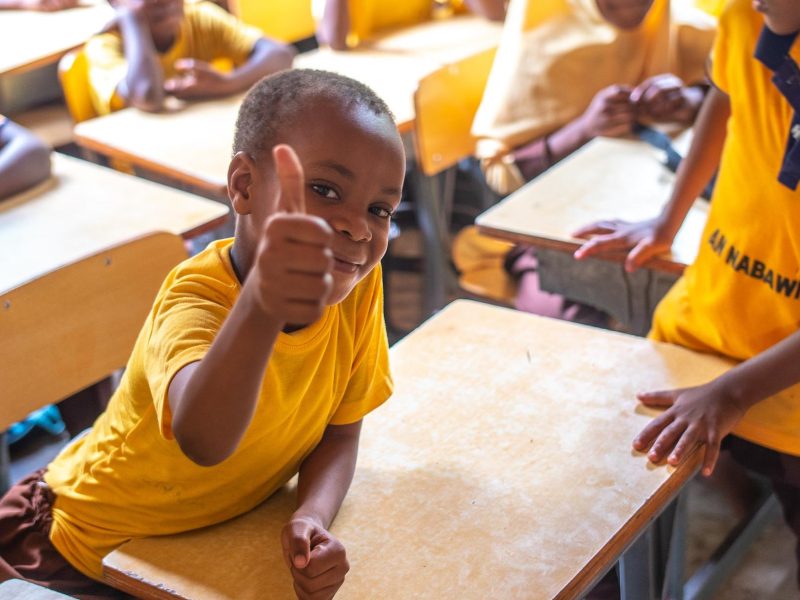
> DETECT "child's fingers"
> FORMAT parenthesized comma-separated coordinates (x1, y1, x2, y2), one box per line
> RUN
(573, 233, 628, 260)
(173, 58, 199, 73)
(701, 436, 721, 477)
(647, 419, 687, 463)
(668, 424, 701, 466)
(632, 411, 673, 452)
(636, 389, 679, 407)
(571, 220, 619, 239)
(624, 237, 660, 272)
(273, 145, 306, 214)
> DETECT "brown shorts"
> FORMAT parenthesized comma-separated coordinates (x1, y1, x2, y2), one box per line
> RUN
(0, 469, 126, 600)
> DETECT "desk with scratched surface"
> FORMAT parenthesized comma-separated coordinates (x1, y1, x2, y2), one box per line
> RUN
(95, 300, 763, 599)
(476, 138, 710, 335)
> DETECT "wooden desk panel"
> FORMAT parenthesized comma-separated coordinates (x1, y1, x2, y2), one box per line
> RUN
(0, 1, 113, 76)
(73, 15, 502, 197)
(0, 153, 228, 293)
(100, 300, 736, 599)
(476, 138, 709, 275)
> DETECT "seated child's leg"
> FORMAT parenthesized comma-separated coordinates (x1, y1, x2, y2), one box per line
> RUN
(726, 436, 800, 588)
(0, 470, 125, 599)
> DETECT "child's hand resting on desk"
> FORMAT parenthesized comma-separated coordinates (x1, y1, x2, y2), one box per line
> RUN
(631, 74, 704, 126)
(281, 515, 349, 600)
(632, 380, 750, 477)
(572, 217, 674, 272)
(246, 145, 334, 326)
(164, 59, 233, 100)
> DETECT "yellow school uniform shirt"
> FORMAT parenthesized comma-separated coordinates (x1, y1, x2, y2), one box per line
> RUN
(312, 0, 466, 47)
(650, 0, 800, 456)
(44, 238, 393, 579)
(84, 1, 263, 115)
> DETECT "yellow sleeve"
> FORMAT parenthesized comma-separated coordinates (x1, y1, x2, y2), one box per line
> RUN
(144, 273, 231, 439)
(709, 0, 734, 93)
(83, 33, 128, 116)
(329, 265, 393, 425)
(187, 1, 264, 66)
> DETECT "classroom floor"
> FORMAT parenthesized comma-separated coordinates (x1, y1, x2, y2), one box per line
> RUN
(7, 183, 796, 600)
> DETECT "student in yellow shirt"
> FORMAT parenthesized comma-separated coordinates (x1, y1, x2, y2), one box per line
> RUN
(85, 0, 295, 115)
(0, 69, 406, 599)
(314, 0, 507, 50)
(575, 0, 800, 584)
(0, 116, 51, 199)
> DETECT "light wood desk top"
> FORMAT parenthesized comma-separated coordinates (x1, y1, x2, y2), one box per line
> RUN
(0, 1, 113, 76)
(100, 299, 727, 600)
(73, 15, 502, 198)
(0, 579, 71, 598)
(0, 153, 228, 294)
(476, 138, 710, 275)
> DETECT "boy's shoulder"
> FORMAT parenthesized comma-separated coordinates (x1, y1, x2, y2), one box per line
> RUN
(158, 237, 239, 307)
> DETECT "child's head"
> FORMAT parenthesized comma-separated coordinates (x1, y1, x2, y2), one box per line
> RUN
(595, 0, 655, 29)
(109, 0, 184, 46)
(754, 0, 800, 35)
(229, 69, 406, 305)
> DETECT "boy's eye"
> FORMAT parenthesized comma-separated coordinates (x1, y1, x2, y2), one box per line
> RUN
(370, 206, 394, 219)
(310, 184, 339, 200)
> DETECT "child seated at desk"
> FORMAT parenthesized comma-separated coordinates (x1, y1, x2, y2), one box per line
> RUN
(0, 116, 51, 199)
(0, 69, 406, 599)
(453, 0, 715, 315)
(575, 0, 800, 586)
(85, 0, 295, 116)
(314, 0, 507, 50)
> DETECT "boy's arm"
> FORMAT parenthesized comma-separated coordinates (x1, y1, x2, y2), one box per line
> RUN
(281, 421, 360, 599)
(463, 0, 506, 21)
(168, 146, 334, 466)
(0, 121, 51, 199)
(635, 328, 800, 476)
(114, 1, 167, 112)
(165, 38, 295, 100)
(315, 0, 350, 50)
(573, 85, 730, 271)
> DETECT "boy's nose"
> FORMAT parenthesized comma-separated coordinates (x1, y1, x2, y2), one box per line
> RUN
(332, 213, 371, 242)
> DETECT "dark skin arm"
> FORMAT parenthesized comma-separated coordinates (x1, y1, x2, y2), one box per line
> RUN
(316, 0, 350, 50)
(114, 0, 168, 112)
(572, 85, 730, 270)
(463, 0, 507, 21)
(282, 421, 360, 600)
(635, 328, 800, 476)
(164, 38, 296, 100)
(168, 146, 334, 466)
(0, 121, 51, 199)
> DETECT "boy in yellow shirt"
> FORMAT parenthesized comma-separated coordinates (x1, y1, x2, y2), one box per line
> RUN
(85, 0, 295, 115)
(314, 0, 507, 50)
(574, 0, 800, 584)
(0, 69, 406, 599)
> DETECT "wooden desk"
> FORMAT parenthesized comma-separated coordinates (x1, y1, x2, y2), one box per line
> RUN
(476, 138, 710, 335)
(0, 1, 113, 76)
(0, 153, 228, 294)
(73, 15, 502, 199)
(101, 300, 720, 599)
(0, 579, 71, 598)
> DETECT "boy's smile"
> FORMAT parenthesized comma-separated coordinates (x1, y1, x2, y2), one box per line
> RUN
(230, 94, 406, 307)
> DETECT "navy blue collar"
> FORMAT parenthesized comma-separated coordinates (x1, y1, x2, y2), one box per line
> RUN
(754, 26, 800, 190)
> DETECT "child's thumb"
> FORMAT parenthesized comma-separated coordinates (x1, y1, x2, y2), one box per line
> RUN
(290, 535, 311, 569)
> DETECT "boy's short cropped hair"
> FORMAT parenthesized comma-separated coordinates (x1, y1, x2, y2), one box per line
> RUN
(232, 69, 395, 161)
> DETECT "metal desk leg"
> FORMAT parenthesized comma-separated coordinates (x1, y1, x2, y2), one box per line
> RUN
(619, 527, 658, 600)
(0, 432, 10, 495)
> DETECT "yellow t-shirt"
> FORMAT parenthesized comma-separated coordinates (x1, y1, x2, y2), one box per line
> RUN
(650, 0, 800, 456)
(312, 0, 466, 47)
(44, 238, 393, 579)
(84, 1, 263, 115)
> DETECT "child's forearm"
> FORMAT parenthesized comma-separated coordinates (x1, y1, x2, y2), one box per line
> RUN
(715, 329, 800, 413)
(0, 123, 51, 199)
(168, 282, 283, 466)
(225, 39, 296, 95)
(657, 85, 729, 239)
(463, 0, 506, 21)
(116, 8, 166, 111)
(316, 0, 350, 50)
(293, 421, 362, 529)
(512, 119, 586, 181)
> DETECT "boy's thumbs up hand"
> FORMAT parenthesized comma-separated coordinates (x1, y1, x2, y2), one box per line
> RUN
(247, 145, 334, 326)
(281, 516, 349, 600)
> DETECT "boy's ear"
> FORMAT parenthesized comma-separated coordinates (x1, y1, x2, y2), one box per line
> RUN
(227, 151, 259, 215)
